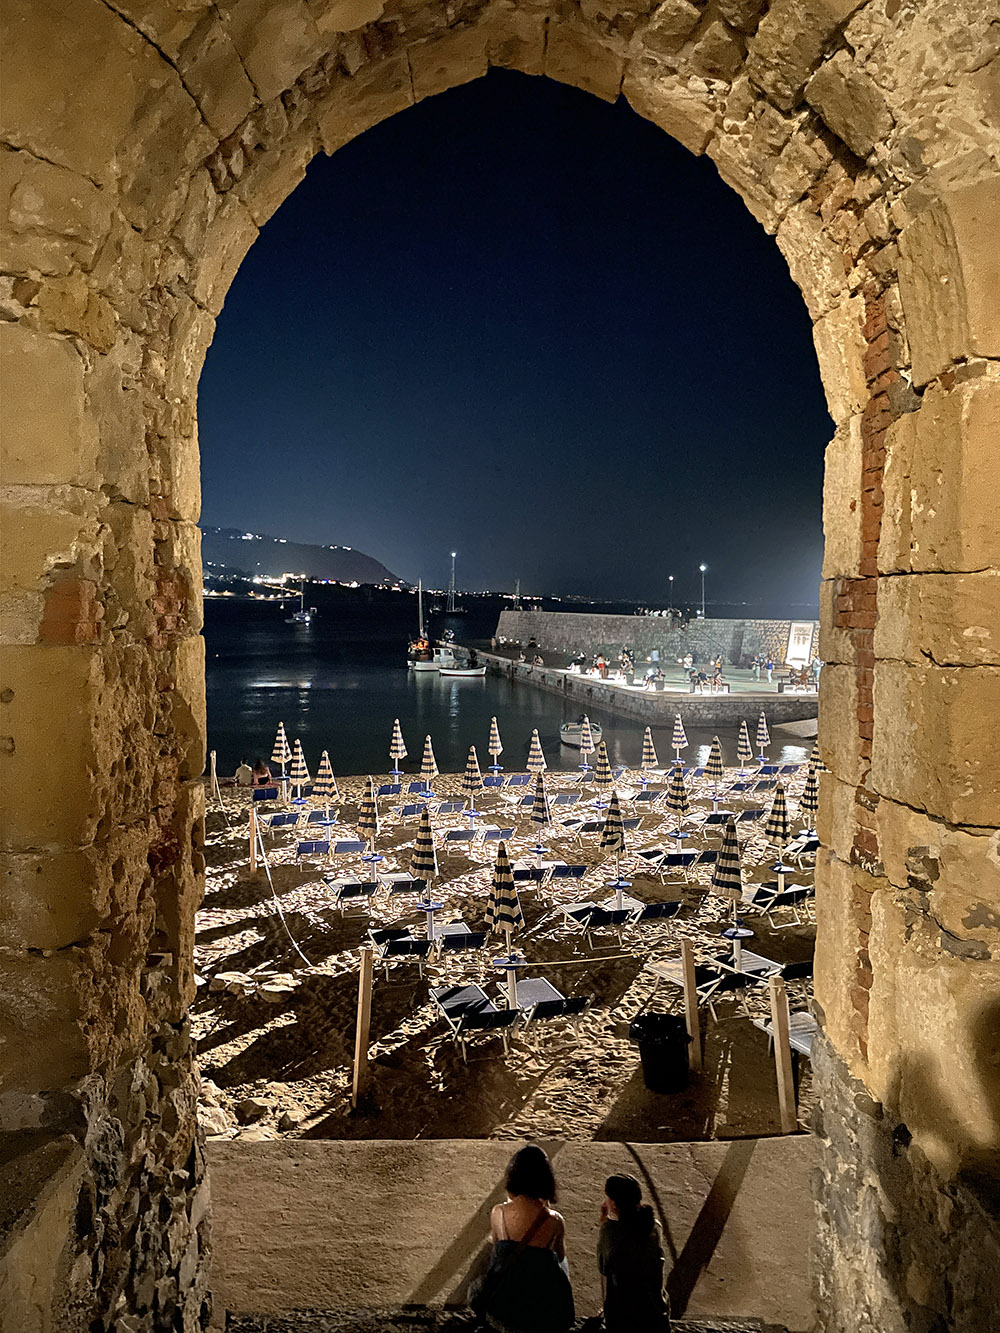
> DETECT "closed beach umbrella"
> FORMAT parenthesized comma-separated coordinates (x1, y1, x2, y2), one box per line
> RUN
(593, 739, 614, 791)
(600, 788, 627, 859)
(705, 735, 726, 808)
(712, 816, 743, 905)
(420, 735, 438, 789)
(356, 776, 380, 849)
(800, 762, 820, 828)
(755, 710, 770, 761)
(764, 783, 791, 849)
(389, 718, 407, 775)
(531, 771, 551, 829)
(289, 738, 310, 798)
(671, 714, 688, 763)
(737, 720, 753, 774)
(313, 750, 338, 821)
(462, 743, 483, 805)
(578, 715, 596, 770)
(488, 716, 503, 770)
(409, 805, 437, 886)
(271, 721, 291, 778)
(641, 726, 658, 772)
(486, 842, 524, 1005)
(526, 728, 547, 774)
(665, 762, 690, 846)
(809, 740, 826, 774)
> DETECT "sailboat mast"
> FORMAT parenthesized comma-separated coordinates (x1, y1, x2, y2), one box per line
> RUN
(418, 579, 425, 639)
(447, 552, 456, 615)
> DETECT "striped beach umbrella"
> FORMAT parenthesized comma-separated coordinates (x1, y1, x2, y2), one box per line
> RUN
(526, 728, 547, 774)
(389, 718, 407, 775)
(737, 720, 753, 774)
(712, 816, 743, 904)
(488, 716, 503, 771)
(420, 735, 438, 789)
(671, 714, 688, 763)
(665, 762, 690, 845)
(271, 722, 292, 778)
(578, 715, 596, 771)
(599, 788, 627, 859)
(809, 740, 827, 774)
(485, 842, 525, 996)
(640, 726, 658, 773)
(289, 738, 310, 798)
(800, 762, 820, 828)
(593, 739, 614, 791)
(530, 771, 551, 829)
(462, 745, 483, 820)
(313, 750, 338, 820)
(409, 805, 437, 886)
(755, 710, 770, 761)
(764, 783, 791, 849)
(356, 776, 380, 849)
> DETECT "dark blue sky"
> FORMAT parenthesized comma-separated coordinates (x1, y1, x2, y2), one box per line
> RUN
(199, 70, 830, 610)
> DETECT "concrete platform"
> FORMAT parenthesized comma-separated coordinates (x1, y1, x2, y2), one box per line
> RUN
(208, 1137, 816, 1331)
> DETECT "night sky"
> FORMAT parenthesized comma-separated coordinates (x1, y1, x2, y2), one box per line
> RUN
(198, 70, 831, 612)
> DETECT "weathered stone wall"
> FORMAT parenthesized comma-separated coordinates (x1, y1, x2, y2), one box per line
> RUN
(495, 609, 818, 664)
(1, 1, 998, 1329)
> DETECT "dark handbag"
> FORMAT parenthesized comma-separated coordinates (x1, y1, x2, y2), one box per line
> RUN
(468, 1206, 553, 1315)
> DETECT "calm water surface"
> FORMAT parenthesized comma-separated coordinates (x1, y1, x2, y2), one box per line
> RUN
(204, 598, 809, 776)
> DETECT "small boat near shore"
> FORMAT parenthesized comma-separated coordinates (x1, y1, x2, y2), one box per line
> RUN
(559, 719, 604, 747)
(438, 664, 487, 677)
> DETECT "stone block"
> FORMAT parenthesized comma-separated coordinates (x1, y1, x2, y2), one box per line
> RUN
(171, 633, 207, 782)
(36, 271, 117, 355)
(775, 198, 849, 320)
(871, 661, 1000, 828)
(192, 196, 258, 317)
(746, 0, 858, 110)
(409, 26, 489, 102)
(898, 179, 1000, 387)
(623, 65, 716, 156)
(875, 572, 1000, 669)
(817, 664, 863, 786)
(707, 134, 780, 232)
(218, 0, 325, 104)
(816, 768, 856, 865)
(176, 14, 259, 140)
(878, 376, 1000, 574)
(86, 345, 150, 507)
(233, 128, 316, 227)
(811, 295, 867, 426)
(545, 22, 624, 103)
(0, 323, 98, 487)
(0, 147, 111, 277)
(822, 419, 862, 579)
(640, 0, 703, 57)
(689, 20, 746, 81)
(805, 50, 893, 158)
(307, 0, 386, 36)
(767, 128, 832, 214)
(814, 848, 865, 1071)
(716, 0, 767, 33)
(0, 489, 101, 597)
(486, 6, 547, 76)
(818, 579, 855, 665)
(316, 54, 415, 156)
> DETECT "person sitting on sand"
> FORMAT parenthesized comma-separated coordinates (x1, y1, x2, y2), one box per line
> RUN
(598, 1173, 670, 1332)
(235, 758, 253, 787)
(469, 1144, 575, 1333)
(251, 758, 271, 786)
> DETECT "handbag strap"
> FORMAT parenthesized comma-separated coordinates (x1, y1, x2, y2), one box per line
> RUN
(485, 1204, 552, 1294)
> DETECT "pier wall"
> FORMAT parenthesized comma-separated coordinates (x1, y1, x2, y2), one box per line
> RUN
(481, 653, 818, 726)
(495, 611, 819, 667)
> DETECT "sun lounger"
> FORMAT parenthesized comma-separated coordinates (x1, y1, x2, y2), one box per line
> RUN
(704, 811, 735, 825)
(505, 773, 532, 788)
(431, 984, 519, 1060)
(512, 793, 535, 807)
(580, 906, 634, 948)
(331, 838, 366, 857)
(377, 783, 402, 797)
(779, 764, 801, 775)
(716, 948, 782, 979)
(253, 786, 280, 801)
(378, 873, 424, 895)
(551, 791, 581, 807)
(480, 826, 516, 842)
(434, 924, 487, 955)
(632, 789, 665, 805)
(738, 808, 766, 821)
(574, 820, 604, 835)
(306, 808, 336, 825)
(295, 839, 329, 861)
(407, 781, 432, 795)
(512, 863, 551, 883)
(753, 1010, 818, 1060)
(442, 828, 476, 852)
(373, 932, 434, 979)
(758, 764, 779, 775)
(549, 863, 588, 880)
(327, 877, 377, 913)
(621, 817, 642, 831)
(754, 779, 777, 792)
(433, 800, 465, 816)
(695, 849, 719, 866)
(266, 812, 299, 831)
(631, 900, 683, 925)
(392, 802, 426, 823)
(482, 775, 505, 788)
(562, 900, 599, 923)
(728, 782, 753, 793)
(781, 958, 814, 982)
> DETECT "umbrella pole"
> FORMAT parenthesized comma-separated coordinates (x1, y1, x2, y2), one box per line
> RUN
(504, 929, 517, 1008)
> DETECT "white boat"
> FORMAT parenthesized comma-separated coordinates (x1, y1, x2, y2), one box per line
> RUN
(410, 645, 457, 672)
(285, 586, 316, 623)
(559, 719, 604, 747)
(438, 664, 486, 677)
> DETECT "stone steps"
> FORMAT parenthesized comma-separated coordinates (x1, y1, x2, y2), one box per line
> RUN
(227, 1310, 788, 1333)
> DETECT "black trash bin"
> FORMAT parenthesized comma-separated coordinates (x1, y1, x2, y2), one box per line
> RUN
(629, 1013, 691, 1093)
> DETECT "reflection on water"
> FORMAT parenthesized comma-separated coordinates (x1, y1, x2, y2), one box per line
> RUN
(205, 601, 809, 777)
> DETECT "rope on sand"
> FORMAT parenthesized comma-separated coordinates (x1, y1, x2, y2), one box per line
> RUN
(254, 823, 313, 968)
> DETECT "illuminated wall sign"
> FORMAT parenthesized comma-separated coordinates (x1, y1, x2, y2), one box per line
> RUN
(786, 621, 815, 667)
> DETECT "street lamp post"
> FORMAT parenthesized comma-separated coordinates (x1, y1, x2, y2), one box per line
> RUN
(668, 575, 674, 613)
(699, 564, 707, 619)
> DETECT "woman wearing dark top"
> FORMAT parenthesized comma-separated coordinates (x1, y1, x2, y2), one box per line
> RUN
(598, 1173, 670, 1332)
(251, 758, 271, 786)
(470, 1144, 575, 1333)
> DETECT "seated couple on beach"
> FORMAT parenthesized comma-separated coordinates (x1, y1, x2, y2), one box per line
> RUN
(469, 1144, 670, 1333)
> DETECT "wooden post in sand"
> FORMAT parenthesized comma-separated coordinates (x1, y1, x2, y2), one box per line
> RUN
(680, 940, 702, 1071)
(351, 947, 374, 1109)
(769, 975, 798, 1134)
(209, 749, 217, 800)
(249, 804, 257, 874)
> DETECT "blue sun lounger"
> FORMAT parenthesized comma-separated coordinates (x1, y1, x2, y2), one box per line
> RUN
(431, 984, 519, 1061)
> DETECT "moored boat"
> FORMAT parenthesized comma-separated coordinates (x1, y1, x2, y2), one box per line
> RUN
(438, 664, 487, 677)
(559, 719, 604, 747)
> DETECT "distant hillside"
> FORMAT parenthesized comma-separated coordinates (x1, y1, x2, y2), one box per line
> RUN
(202, 527, 398, 585)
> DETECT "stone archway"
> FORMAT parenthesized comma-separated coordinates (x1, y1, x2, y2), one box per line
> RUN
(1, 3, 997, 1329)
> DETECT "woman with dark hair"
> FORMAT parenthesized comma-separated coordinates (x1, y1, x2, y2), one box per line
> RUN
(598, 1173, 670, 1332)
(469, 1144, 575, 1332)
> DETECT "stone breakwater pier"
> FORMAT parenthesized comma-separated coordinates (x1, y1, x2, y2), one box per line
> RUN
(479, 652, 818, 726)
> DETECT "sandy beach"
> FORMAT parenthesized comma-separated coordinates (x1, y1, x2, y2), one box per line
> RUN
(193, 759, 817, 1145)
